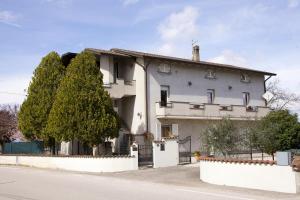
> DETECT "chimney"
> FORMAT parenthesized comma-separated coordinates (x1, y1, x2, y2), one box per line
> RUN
(192, 45, 200, 61)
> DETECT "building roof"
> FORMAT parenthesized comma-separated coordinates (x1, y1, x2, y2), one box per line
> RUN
(63, 47, 276, 76)
(111, 48, 276, 76)
(85, 48, 131, 57)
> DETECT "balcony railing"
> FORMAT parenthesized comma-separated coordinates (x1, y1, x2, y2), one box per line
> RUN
(104, 79, 136, 98)
(156, 101, 271, 120)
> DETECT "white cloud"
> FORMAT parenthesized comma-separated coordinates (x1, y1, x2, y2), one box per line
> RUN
(288, 0, 299, 8)
(0, 75, 31, 105)
(0, 10, 21, 28)
(273, 68, 300, 95)
(122, 0, 139, 6)
(158, 6, 199, 41)
(208, 50, 248, 67)
(157, 6, 199, 56)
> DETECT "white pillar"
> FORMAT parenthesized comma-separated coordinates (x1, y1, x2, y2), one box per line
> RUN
(130, 142, 138, 158)
(92, 145, 98, 156)
(130, 142, 139, 169)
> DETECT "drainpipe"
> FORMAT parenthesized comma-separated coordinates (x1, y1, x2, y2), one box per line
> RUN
(264, 75, 272, 106)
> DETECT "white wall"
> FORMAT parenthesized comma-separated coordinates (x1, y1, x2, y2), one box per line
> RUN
(0, 155, 138, 173)
(131, 57, 147, 135)
(100, 55, 111, 84)
(153, 139, 178, 168)
(200, 160, 298, 193)
(99, 55, 145, 135)
(147, 60, 266, 140)
(157, 119, 256, 152)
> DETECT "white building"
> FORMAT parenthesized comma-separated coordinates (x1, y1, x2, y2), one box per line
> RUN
(61, 46, 276, 164)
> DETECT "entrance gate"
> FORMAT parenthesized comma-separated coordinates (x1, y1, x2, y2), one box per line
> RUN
(138, 144, 153, 166)
(178, 136, 191, 164)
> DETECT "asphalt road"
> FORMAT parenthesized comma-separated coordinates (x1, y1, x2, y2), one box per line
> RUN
(0, 165, 298, 200)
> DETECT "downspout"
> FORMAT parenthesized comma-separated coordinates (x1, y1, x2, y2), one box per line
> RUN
(264, 75, 272, 106)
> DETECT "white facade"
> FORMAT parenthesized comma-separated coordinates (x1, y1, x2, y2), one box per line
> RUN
(63, 48, 274, 155)
(146, 60, 269, 146)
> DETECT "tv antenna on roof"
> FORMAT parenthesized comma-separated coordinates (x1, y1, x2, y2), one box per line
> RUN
(192, 40, 198, 47)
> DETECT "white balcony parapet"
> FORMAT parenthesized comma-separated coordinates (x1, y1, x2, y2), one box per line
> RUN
(156, 101, 271, 120)
(104, 79, 136, 99)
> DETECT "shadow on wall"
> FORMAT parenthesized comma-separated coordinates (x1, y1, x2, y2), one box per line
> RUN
(119, 96, 135, 131)
(134, 122, 154, 145)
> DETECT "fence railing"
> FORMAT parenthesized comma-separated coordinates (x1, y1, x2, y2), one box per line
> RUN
(3, 141, 44, 154)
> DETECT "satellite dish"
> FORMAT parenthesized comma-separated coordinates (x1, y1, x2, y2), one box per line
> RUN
(262, 91, 274, 102)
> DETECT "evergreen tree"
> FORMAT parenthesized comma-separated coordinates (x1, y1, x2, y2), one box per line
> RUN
(46, 51, 119, 147)
(18, 52, 65, 143)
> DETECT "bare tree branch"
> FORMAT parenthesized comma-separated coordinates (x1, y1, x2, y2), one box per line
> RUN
(0, 104, 18, 143)
(266, 78, 300, 110)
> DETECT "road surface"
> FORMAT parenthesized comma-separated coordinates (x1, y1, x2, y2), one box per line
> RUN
(0, 165, 298, 200)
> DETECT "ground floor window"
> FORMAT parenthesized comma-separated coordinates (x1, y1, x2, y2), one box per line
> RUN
(161, 125, 172, 137)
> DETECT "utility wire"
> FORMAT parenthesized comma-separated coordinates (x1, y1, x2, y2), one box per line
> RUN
(0, 91, 27, 96)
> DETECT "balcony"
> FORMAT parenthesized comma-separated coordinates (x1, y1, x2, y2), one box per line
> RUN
(104, 79, 136, 99)
(156, 101, 271, 120)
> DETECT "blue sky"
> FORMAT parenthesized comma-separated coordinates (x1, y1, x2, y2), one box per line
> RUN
(0, 0, 300, 113)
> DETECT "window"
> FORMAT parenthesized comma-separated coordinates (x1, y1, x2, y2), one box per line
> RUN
(207, 89, 215, 104)
(161, 125, 172, 137)
(160, 86, 169, 107)
(205, 69, 216, 79)
(113, 62, 119, 83)
(241, 73, 250, 83)
(160, 143, 165, 151)
(243, 92, 250, 106)
(158, 63, 171, 73)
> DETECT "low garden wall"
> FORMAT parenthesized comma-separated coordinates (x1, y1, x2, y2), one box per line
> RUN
(200, 157, 299, 193)
(0, 154, 138, 173)
(152, 138, 179, 168)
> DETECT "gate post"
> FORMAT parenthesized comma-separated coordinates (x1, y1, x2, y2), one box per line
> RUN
(130, 142, 138, 169)
(130, 142, 138, 158)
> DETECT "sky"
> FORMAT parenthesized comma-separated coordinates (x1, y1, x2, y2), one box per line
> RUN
(0, 0, 300, 114)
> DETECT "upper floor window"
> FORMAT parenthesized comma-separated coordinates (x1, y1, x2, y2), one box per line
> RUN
(113, 62, 119, 83)
(158, 63, 171, 73)
(205, 69, 216, 79)
(160, 85, 170, 107)
(241, 73, 250, 83)
(243, 92, 250, 106)
(207, 89, 215, 104)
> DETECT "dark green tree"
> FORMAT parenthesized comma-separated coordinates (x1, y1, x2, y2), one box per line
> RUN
(18, 52, 65, 146)
(257, 110, 300, 160)
(46, 51, 120, 149)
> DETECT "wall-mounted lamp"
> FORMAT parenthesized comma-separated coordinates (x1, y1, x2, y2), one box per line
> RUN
(137, 112, 142, 119)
